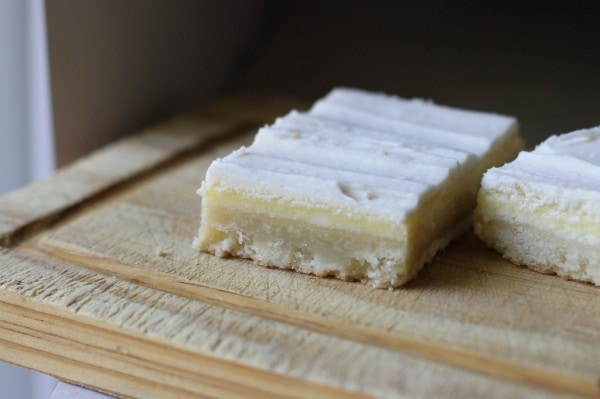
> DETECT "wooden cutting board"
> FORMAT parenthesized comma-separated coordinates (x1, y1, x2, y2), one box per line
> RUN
(0, 94, 598, 399)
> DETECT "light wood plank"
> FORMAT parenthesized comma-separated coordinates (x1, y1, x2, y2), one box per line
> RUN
(33, 132, 600, 397)
(0, 249, 565, 399)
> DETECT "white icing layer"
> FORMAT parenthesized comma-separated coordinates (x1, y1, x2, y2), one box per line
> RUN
(309, 101, 491, 156)
(315, 87, 517, 141)
(536, 126, 600, 165)
(482, 126, 600, 217)
(204, 88, 518, 224)
(274, 111, 472, 164)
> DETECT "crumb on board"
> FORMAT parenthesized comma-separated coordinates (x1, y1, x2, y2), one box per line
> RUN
(155, 246, 170, 257)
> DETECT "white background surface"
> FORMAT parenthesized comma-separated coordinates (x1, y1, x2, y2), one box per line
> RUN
(0, 0, 54, 195)
(0, 0, 56, 398)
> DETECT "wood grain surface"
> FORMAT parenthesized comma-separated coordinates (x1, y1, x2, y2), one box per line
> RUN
(0, 93, 598, 398)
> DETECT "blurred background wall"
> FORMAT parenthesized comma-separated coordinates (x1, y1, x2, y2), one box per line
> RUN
(46, 0, 269, 166)
(0, 0, 53, 195)
(0, 1, 599, 398)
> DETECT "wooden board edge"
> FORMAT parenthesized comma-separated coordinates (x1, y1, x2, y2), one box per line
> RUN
(0, 289, 368, 399)
(29, 242, 600, 399)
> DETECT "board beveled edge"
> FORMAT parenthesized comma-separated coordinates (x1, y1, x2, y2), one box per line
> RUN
(0, 290, 364, 399)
